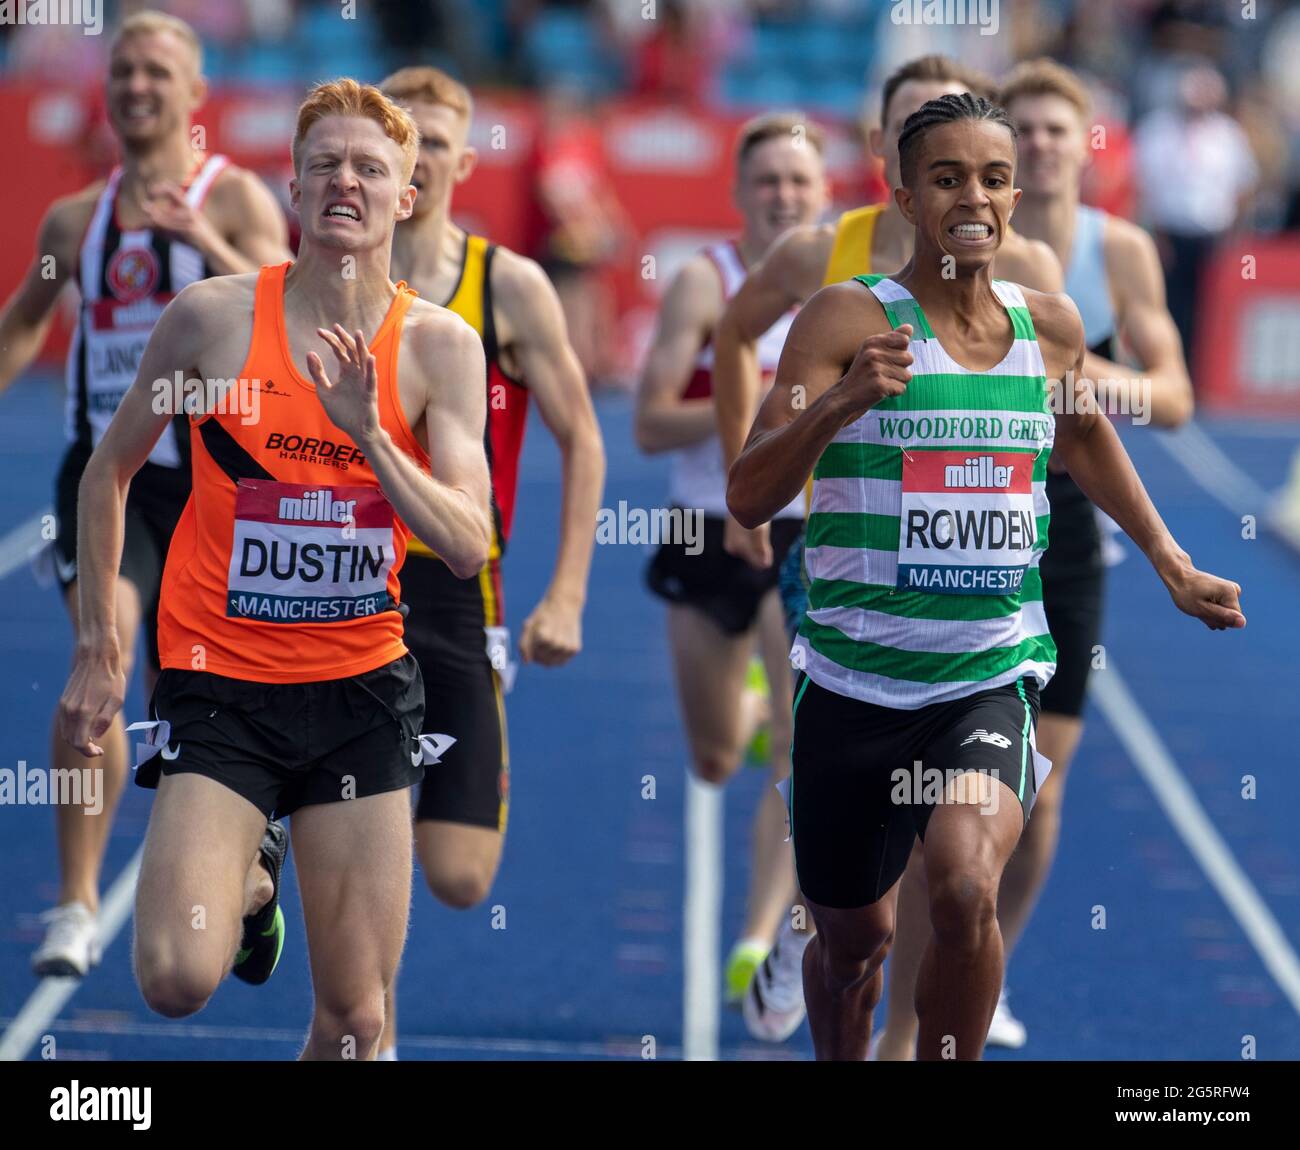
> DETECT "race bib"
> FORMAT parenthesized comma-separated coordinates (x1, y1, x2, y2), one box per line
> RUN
(896, 450, 1038, 595)
(227, 480, 397, 623)
(84, 296, 179, 467)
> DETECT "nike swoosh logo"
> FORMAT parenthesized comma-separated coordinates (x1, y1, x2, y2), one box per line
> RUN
(410, 748, 423, 766)
(55, 555, 78, 582)
(160, 743, 181, 760)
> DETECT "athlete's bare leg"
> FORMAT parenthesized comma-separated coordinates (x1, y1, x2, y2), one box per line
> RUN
(378, 819, 504, 1055)
(742, 590, 797, 944)
(914, 779, 1024, 1061)
(878, 714, 1083, 1057)
(875, 839, 928, 1060)
(53, 577, 142, 912)
(667, 604, 764, 787)
(994, 713, 1083, 950)
(133, 773, 270, 1017)
(802, 894, 895, 1061)
(296, 789, 413, 1061)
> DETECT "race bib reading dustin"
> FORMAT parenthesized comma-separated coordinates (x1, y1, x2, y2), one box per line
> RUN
(228, 480, 396, 622)
(897, 450, 1038, 595)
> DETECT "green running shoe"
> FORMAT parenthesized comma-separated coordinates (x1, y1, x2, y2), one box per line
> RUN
(743, 658, 771, 767)
(724, 938, 770, 1006)
(233, 819, 287, 986)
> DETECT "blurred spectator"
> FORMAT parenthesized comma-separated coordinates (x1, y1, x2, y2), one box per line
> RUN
(631, 0, 707, 105)
(1134, 61, 1259, 356)
(529, 85, 629, 385)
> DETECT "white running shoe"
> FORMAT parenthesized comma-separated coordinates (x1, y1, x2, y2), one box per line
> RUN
(742, 930, 808, 1042)
(986, 985, 1027, 1049)
(31, 902, 101, 978)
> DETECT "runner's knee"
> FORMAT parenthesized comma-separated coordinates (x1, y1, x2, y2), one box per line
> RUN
(927, 869, 999, 949)
(424, 863, 496, 910)
(136, 945, 223, 1018)
(812, 924, 892, 996)
(691, 747, 740, 786)
(312, 996, 386, 1057)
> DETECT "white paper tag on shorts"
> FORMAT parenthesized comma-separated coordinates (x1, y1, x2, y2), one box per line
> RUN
(484, 625, 518, 694)
(29, 539, 58, 590)
(775, 775, 793, 842)
(1029, 724, 1053, 792)
(125, 720, 172, 769)
(417, 732, 457, 766)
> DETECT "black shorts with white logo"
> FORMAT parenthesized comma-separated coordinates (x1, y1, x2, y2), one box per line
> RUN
(790, 674, 1042, 909)
(403, 554, 510, 832)
(138, 653, 425, 818)
(55, 443, 190, 670)
(645, 512, 802, 635)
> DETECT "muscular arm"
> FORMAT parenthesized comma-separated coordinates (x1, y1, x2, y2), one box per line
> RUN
(713, 223, 832, 471)
(1037, 291, 1243, 629)
(61, 283, 218, 753)
(495, 251, 606, 636)
(346, 316, 492, 580)
(728, 283, 907, 528)
(1092, 221, 1194, 428)
(0, 194, 91, 392)
(634, 255, 723, 454)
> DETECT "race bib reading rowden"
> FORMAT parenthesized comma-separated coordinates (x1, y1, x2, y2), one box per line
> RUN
(227, 480, 397, 623)
(896, 450, 1038, 595)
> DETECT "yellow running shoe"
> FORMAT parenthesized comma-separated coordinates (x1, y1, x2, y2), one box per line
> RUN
(725, 937, 770, 1006)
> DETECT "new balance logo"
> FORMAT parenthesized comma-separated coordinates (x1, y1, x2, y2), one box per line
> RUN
(960, 729, 1012, 749)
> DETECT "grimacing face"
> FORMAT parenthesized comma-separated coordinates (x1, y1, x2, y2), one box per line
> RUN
(734, 133, 829, 248)
(291, 115, 416, 252)
(895, 118, 1020, 274)
(107, 31, 204, 146)
(403, 98, 476, 220)
(1007, 92, 1089, 198)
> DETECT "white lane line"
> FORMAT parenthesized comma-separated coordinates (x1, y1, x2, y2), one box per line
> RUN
(0, 846, 142, 1062)
(683, 773, 723, 1061)
(1155, 422, 1300, 550)
(4, 1015, 687, 1060)
(0, 509, 50, 582)
(1091, 664, 1300, 1017)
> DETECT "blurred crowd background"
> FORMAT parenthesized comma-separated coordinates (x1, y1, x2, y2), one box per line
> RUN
(2, 0, 1297, 401)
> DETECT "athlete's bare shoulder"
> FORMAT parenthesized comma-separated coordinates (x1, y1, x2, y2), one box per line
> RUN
(39, 183, 105, 264)
(486, 243, 572, 329)
(404, 295, 484, 383)
(171, 270, 259, 321)
(761, 220, 838, 290)
(1100, 213, 1160, 282)
(792, 277, 893, 353)
(997, 230, 1064, 293)
(1020, 286, 1085, 377)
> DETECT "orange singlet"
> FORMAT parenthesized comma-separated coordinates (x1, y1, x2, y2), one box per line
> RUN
(157, 262, 429, 683)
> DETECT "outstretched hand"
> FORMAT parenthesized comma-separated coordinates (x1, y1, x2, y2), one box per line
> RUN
(307, 324, 381, 444)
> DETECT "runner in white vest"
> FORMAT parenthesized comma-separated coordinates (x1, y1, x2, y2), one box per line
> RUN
(635, 112, 827, 1004)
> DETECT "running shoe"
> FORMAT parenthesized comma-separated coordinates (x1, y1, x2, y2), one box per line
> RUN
(31, 901, 100, 978)
(986, 985, 1028, 1049)
(233, 819, 288, 986)
(724, 937, 770, 1006)
(742, 932, 807, 1041)
(743, 657, 771, 766)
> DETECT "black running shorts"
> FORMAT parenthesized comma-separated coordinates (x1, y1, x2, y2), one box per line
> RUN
(138, 653, 425, 818)
(403, 554, 510, 832)
(645, 512, 802, 636)
(790, 673, 1042, 909)
(55, 443, 189, 670)
(1040, 470, 1105, 719)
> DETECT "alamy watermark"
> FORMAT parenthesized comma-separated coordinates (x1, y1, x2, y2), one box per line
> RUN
(890, 0, 998, 37)
(0, 0, 102, 35)
(595, 501, 703, 555)
(151, 374, 262, 426)
(891, 763, 1002, 816)
(1, 761, 103, 815)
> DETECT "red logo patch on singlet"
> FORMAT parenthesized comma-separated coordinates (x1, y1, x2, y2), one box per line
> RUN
(106, 247, 160, 303)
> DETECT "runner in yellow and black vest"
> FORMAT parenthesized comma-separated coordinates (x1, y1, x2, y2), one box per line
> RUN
(377, 67, 605, 1061)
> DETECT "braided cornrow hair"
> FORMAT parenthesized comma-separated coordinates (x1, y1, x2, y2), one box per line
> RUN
(897, 92, 1017, 188)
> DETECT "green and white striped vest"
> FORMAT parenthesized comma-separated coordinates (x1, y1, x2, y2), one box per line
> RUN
(793, 274, 1057, 709)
